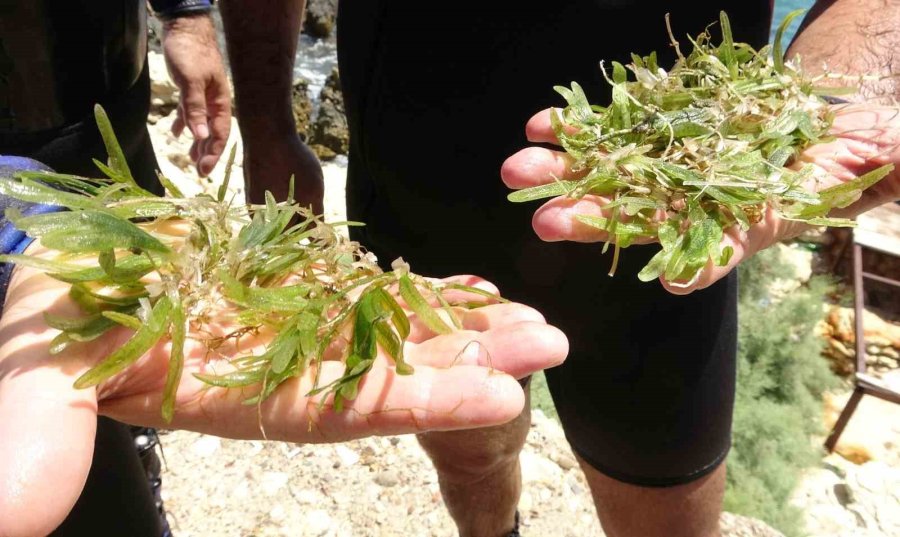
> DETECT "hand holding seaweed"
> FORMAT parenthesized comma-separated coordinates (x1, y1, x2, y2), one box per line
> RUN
(0, 106, 567, 430)
(0, 249, 566, 537)
(503, 11, 899, 292)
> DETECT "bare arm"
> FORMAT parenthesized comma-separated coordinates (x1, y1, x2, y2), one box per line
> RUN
(218, 0, 324, 209)
(788, 0, 900, 102)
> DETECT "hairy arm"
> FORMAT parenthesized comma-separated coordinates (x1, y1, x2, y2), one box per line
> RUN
(789, 0, 900, 102)
(218, 0, 323, 208)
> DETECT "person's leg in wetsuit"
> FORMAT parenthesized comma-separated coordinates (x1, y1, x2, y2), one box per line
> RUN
(1, 2, 167, 535)
(337, 2, 771, 536)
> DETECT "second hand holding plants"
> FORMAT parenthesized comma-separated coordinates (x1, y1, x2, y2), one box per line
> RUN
(508, 11, 894, 286)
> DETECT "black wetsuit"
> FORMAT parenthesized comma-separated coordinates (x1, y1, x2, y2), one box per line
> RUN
(338, 1, 771, 486)
(1, 2, 166, 535)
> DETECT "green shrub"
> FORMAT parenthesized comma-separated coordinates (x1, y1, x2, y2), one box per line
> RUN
(725, 247, 839, 536)
(530, 371, 558, 420)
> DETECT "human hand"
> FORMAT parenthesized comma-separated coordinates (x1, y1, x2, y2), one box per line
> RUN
(243, 128, 324, 213)
(502, 103, 900, 294)
(0, 245, 566, 536)
(162, 13, 232, 176)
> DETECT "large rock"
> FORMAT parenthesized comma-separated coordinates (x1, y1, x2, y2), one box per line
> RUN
(309, 67, 349, 160)
(291, 78, 314, 142)
(819, 305, 900, 376)
(793, 455, 900, 537)
(303, 0, 337, 38)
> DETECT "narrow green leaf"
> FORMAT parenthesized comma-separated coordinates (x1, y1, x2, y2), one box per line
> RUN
(74, 296, 173, 388)
(507, 181, 577, 202)
(718, 11, 737, 79)
(375, 321, 413, 375)
(773, 9, 806, 74)
(817, 164, 893, 207)
(441, 283, 508, 304)
(217, 144, 238, 202)
(45, 256, 155, 285)
(161, 300, 186, 423)
(94, 105, 136, 186)
(575, 214, 655, 237)
(158, 172, 185, 199)
(0, 177, 101, 210)
(269, 327, 302, 375)
(612, 61, 627, 84)
(101, 310, 144, 330)
(296, 310, 320, 361)
(194, 368, 266, 388)
(35, 210, 170, 254)
(398, 275, 452, 335)
(219, 270, 311, 312)
(0, 254, 85, 274)
(638, 247, 671, 282)
(369, 287, 411, 339)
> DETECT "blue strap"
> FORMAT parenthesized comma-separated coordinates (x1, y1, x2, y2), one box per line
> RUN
(148, 0, 213, 19)
(0, 155, 63, 311)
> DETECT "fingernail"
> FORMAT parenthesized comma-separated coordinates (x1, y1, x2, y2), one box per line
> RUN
(195, 124, 209, 139)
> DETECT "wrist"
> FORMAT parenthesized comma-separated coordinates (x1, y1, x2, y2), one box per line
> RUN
(161, 10, 216, 38)
(238, 114, 298, 145)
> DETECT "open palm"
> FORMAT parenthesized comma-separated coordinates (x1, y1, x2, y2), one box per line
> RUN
(0, 247, 567, 537)
(502, 103, 900, 294)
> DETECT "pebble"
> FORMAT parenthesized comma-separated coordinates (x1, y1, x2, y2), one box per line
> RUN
(335, 445, 360, 467)
(190, 435, 221, 457)
(374, 470, 400, 487)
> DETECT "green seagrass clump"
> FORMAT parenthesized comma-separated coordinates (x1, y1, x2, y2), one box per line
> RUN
(0, 106, 499, 422)
(509, 10, 892, 284)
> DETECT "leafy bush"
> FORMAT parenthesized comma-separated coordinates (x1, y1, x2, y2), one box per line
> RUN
(725, 246, 839, 536)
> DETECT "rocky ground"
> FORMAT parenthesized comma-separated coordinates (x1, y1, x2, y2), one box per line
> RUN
(144, 10, 900, 536)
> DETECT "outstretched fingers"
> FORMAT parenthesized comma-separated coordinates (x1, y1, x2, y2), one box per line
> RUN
(405, 320, 567, 379)
(102, 360, 528, 444)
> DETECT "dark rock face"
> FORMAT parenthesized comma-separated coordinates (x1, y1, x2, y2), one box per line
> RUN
(308, 67, 348, 160)
(291, 78, 314, 143)
(303, 0, 338, 38)
(290, 68, 348, 161)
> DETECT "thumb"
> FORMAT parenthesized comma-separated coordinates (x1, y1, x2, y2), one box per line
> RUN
(180, 83, 210, 141)
(0, 272, 99, 537)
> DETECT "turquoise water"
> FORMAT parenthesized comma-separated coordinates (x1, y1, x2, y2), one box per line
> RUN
(771, 0, 816, 44)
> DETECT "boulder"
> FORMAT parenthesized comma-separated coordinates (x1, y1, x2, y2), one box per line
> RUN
(819, 305, 900, 376)
(291, 78, 314, 142)
(309, 67, 349, 160)
(303, 0, 338, 38)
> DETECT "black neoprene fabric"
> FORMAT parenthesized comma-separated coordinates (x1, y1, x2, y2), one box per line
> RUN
(337, 0, 770, 486)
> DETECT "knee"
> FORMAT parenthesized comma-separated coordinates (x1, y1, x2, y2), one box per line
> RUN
(418, 409, 531, 484)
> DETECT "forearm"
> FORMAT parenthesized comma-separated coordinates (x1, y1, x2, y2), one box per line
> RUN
(788, 0, 900, 102)
(219, 0, 305, 137)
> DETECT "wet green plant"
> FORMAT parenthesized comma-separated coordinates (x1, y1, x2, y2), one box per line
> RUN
(509, 10, 892, 284)
(0, 106, 500, 422)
